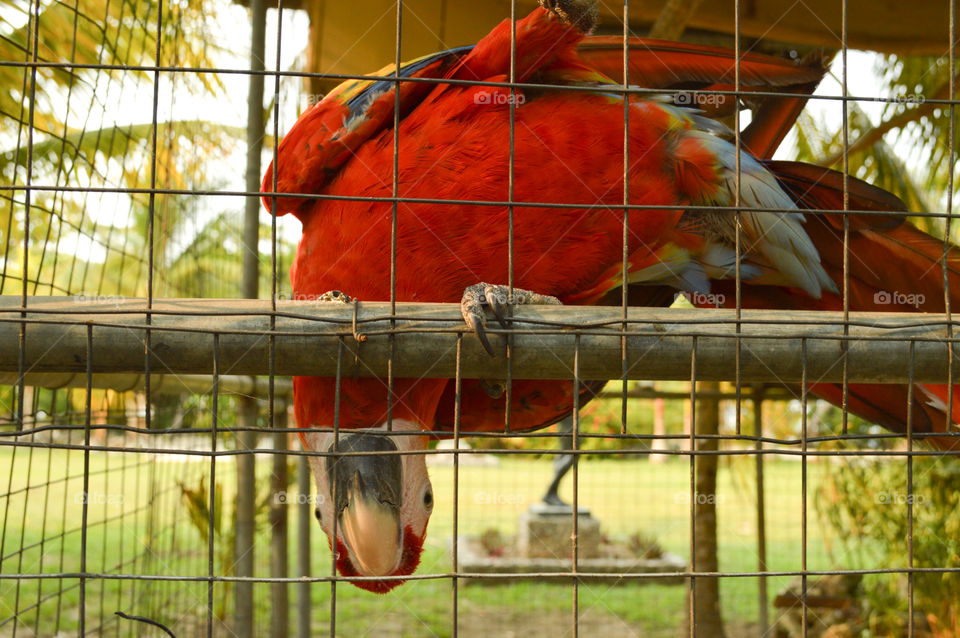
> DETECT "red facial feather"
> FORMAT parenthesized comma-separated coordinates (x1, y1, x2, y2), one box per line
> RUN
(333, 526, 425, 594)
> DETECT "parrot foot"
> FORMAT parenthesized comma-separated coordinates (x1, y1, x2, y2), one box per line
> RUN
(461, 283, 561, 357)
(317, 290, 353, 303)
(539, 0, 598, 33)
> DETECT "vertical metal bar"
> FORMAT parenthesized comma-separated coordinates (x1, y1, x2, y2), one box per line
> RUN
(329, 338, 345, 637)
(504, 0, 518, 434)
(943, 0, 956, 462)
(271, 401, 289, 638)
(296, 452, 311, 638)
(906, 342, 915, 638)
(733, 0, 743, 437)
(144, 0, 164, 433)
(387, 0, 403, 432)
(620, 0, 630, 436)
(571, 334, 581, 638)
(688, 336, 697, 638)
(18, 0, 40, 424)
(839, 0, 850, 439)
(208, 334, 220, 638)
(79, 323, 93, 636)
(800, 338, 808, 638)
(452, 334, 463, 638)
(272, 3, 286, 632)
(753, 385, 768, 634)
(939, 10, 957, 638)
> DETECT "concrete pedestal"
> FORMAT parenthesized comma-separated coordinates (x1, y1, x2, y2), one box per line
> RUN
(518, 506, 602, 559)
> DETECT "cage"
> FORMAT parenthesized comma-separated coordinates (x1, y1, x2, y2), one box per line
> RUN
(1, 1, 959, 637)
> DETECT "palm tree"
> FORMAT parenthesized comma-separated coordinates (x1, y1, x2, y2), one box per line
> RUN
(0, 0, 289, 299)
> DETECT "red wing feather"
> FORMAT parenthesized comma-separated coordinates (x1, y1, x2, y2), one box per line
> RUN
(576, 37, 827, 88)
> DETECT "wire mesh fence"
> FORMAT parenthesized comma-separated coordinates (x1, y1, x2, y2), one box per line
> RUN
(2, 0, 960, 637)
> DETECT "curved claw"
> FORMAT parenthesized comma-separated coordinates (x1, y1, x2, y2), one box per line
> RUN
(464, 306, 495, 357)
(484, 285, 508, 328)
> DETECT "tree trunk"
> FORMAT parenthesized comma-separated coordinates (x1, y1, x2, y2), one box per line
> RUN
(687, 381, 726, 638)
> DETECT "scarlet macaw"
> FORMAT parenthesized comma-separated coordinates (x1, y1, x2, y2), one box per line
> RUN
(262, 0, 960, 592)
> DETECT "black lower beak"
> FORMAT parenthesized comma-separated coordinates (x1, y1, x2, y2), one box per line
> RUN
(326, 433, 403, 576)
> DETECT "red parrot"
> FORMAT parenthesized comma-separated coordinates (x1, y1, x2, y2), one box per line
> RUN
(262, 0, 960, 592)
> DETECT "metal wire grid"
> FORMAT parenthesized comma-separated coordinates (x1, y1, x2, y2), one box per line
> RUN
(0, 0, 959, 637)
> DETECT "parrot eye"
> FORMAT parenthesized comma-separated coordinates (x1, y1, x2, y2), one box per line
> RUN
(314, 507, 322, 523)
(423, 487, 433, 511)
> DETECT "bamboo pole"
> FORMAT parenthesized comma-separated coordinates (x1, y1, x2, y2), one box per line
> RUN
(1, 297, 957, 383)
(0, 372, 291, 396)
(754, 385, 770, 635)
(235, 0, 265, 631)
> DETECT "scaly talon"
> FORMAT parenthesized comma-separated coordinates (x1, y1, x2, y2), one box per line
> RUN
(318, 290, 353, 303)
(538, 0, 598, 33)
(461, 283, 562, 357)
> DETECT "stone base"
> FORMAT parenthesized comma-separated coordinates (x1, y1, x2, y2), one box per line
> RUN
(528, 502, 591, 517)
(518, 508, 602, 559)
(452, 535, 687, 586)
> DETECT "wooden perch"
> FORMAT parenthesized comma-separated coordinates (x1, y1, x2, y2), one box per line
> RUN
(0, 296, 956, 384)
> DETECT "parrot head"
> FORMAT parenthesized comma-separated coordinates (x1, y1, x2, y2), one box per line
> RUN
(306, 421, 433, 593)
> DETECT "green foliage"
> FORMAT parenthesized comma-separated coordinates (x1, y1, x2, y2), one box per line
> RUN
(795, 54, 959, 238)
(816, 455, 960, 636)
(0, 0, 224, 130)
(179, 470, 276, 618)
(874, 55, 958, 206)
(795, 106, 933, 214)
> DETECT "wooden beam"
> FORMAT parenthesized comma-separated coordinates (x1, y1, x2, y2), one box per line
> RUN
(0, 296, 956, 383)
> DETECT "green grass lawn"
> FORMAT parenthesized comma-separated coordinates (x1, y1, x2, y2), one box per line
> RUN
(0, 445, 857, 637)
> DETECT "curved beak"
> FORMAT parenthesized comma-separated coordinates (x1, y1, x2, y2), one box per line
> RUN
(327, 433, 403, 577)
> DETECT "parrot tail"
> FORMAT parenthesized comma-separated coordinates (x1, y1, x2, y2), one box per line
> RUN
(714, 161, 960, 449)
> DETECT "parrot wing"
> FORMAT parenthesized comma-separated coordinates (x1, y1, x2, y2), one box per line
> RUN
(263, 24, 829, 216)
(261, 46, 472, 218)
